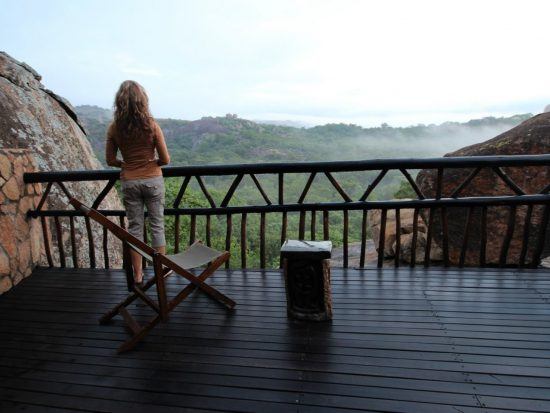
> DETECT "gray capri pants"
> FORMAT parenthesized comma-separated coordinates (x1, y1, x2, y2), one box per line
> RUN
(121, 176, 166, 247)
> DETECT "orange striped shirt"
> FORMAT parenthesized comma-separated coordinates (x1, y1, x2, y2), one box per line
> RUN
(105, 121, 170, 181)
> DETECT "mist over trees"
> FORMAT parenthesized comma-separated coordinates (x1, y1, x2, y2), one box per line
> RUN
(75, 105, 532, 266)
(76, 105, 530, 165)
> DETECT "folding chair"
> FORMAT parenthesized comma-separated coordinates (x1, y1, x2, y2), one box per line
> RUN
(67, 197, 235, 353)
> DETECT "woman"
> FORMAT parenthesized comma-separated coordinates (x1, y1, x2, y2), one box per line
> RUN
(105, 80, 170, 287)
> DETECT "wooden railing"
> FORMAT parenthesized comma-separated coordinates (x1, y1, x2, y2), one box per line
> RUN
(24, 155, 550, 269)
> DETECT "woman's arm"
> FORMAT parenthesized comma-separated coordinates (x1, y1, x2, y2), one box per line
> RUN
(154, 123, 170, 166)
(105, 125, 123, 168)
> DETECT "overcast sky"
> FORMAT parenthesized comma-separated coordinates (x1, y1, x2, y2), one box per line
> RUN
(1, 0, 549, 126)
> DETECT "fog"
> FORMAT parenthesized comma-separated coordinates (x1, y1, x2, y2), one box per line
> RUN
(341, 120, 528, 160)
(376, 125, 513, 156)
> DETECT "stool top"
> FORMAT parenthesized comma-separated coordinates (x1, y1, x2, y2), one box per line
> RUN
(281, 240, 332, 259)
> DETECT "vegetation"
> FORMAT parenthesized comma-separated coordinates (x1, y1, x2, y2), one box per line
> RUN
(77, 105, 530, 166)
(76, 105, 530, 267)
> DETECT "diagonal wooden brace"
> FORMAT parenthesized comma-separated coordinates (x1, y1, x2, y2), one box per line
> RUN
(117, 314, 162, 354)
(99, 267, 171, 325)
(168, 252, 234, 311)
(159, 252, 235, 309)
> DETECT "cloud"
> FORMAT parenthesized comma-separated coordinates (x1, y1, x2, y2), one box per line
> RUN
(3, 0, 548, 126)
(114, 53, 162, 78)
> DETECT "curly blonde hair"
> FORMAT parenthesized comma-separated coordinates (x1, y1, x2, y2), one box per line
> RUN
(113, 80, 154, 138)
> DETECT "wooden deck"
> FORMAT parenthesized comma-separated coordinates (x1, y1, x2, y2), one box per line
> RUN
(0, 266, 550, 412)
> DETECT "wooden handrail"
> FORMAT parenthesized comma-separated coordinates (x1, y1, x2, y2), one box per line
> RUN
(24, 155, 550, 270)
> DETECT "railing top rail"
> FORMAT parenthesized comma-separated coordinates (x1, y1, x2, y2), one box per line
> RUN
(26, 194, 550, 218)
(23, 154, 550, 183)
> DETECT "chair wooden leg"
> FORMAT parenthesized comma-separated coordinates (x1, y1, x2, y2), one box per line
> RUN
(133, 285, 160, 313)
(153, 255, 169, 322)
(119, 307, 141, 335)
(167, 253, 235, 310)
(161, 253, 235, 309)
(99, 267, 173, 325)
(103, 251, 234, 353)
(118, 314, 162, 353)
(196, 253, 235, 308)
(122, 242, 134, 292)
(99, 274, 157, 324)
(178, 267, 234, 307)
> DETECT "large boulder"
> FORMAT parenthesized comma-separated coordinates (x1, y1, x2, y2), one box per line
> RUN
(416, 113, 550, 266)
(0, 51, 122, 268)
(369, 208, 419, 257)
(368, 206, 442, 263)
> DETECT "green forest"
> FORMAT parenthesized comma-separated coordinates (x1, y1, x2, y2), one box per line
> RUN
(76, 105, 530, 267)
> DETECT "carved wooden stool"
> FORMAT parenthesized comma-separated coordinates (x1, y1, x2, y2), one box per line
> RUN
(281, 240, 333, 321)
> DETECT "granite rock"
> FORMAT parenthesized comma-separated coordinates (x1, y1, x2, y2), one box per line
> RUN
(0, 52, 122, 269)
(416, 113, 550, 266)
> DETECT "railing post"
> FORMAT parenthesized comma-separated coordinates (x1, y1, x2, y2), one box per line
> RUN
(21, 155, 550, 271)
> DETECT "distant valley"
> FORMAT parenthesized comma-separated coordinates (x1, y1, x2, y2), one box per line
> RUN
(75, 105, 531, 167)
(74, 105, 534, 267)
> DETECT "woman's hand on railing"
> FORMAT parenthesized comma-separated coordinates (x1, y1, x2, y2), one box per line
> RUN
(106, 158, 123, 168)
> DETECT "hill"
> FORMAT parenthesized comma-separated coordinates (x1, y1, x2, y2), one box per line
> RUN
(75, 105, 532, 166)
(74, 105, 534, 267)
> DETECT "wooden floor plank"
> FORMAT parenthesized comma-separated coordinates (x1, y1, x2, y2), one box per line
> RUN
(1, 266, 550, 412)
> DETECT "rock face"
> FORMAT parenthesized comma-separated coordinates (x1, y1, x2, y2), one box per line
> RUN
(368, 206, 442, 264)
(544, 105, 550, 113)
(416, 113, 550, 266)
(0, 149, 46, 293)
(0, 52, 122, 271)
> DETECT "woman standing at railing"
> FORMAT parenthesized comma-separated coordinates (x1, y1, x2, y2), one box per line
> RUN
(105, 80, 170, 287)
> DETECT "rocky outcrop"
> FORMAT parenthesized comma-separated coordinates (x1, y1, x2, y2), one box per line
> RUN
(416, 113, 550, 266)
(0, 52, 122, 270)
(368, 207, 442, 264)
(544, 105, 550, 113)
(0, 149, 45, 293)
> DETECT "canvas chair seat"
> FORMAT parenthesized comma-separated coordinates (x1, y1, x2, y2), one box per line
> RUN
(167, 243, 225, 269)
(66, 196, 235, 353)
(131, 242, 223, 269)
